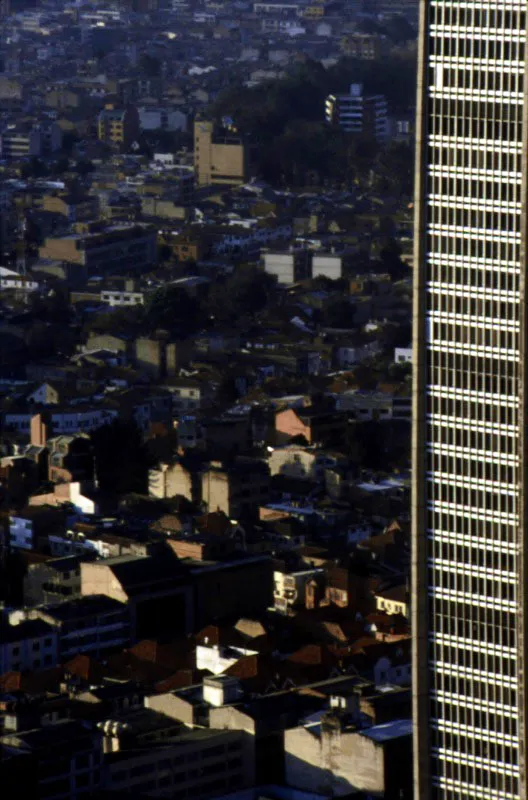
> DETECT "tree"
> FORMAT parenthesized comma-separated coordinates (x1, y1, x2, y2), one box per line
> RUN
(205, 267, 276, 324)
(384, 14, 417, 44)
(140, 53, 161, 78)
(20, 157, 47, 179)
(29, 287, 70, 324)
(372, 142, 414, 196)
(91, 419, 152, 498)
(51, 157, 70, 175)
(226, 267, 276, 317)
(144, 286, 201, 335)
(74, 159, 95, 176)
(82, 306, 143, 339)
(379, 240, 408, 281)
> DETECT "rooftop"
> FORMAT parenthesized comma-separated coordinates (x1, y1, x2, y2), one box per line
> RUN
(360, 718, 412, 743)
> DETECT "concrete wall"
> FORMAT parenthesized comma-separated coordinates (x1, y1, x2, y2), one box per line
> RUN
(268, 446, 317, 479)
(264, 253, 295, 284)
(202, 468, 230, 515)
(145, 692, 196, 726)
(81, 562, 129, 604)
(149, 462, 194, 501)
(312, 255, 342, 281)
(193, 558, 273, 628)
(275, 409, 312, 443)
(284, 723, 385, 797)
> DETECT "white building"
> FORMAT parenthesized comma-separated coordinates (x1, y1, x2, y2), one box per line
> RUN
(138, 107, 187, 133)
(325, 83, 388, 140)
(312, 253, 343, 281)
(0, 122, 62, 159)
(335, 341, 381, 369)
(273, 568, 323, 613)
(100, 289, 144, 307)
(196, 643, 258, 676)
(3, 407, 118, 435)
(394, 346, 412, 364)
(263, 250, 311, 284)
(0, 266, 39, 291)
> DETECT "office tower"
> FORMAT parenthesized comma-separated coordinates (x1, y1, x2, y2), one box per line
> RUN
(413, 3, 527, 800)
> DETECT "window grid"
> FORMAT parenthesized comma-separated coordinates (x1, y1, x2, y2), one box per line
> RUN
(422, 1, 526, 797)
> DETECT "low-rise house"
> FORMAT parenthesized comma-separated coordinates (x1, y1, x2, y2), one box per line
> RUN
(275, 407, 347, 446)
(29, 594, 132, 662)
(274, 567, 324, 613)
(374, 584, 408, 618)
(0, 618, 59, 674)
(29, 481, 98, 515)
(3, 406, 119, 436)
(0, 720, 104, 798)
(337, 390, 411, 422)
(201, 458, 270, 520)
(46, 434, 93, 484)
(81, 553, 193, 640)
(149, 459, 201, 504)
(268, 445, 348, 483)
(191, 554, 274, 629)
(100, 289, 144, 307)
(39, 222, 157, 281)
(394, 346, 412, 364)
(0, 266, 39, 292)
(104, 726, 254, 798)
(23, 555, 86, 607)
(163, 378, 206, 416)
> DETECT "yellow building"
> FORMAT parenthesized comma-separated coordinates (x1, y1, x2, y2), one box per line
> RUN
(303, 4, 325, 17)
(97, 104, 140, 149)
(194, 120, 249, 187)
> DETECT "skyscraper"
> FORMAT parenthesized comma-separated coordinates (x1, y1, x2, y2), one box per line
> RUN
(413, 3, 528, 799)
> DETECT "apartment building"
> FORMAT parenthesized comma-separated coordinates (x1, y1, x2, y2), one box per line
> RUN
(97, 104, 140, 149)
(39, 221, 157, 278)
(325, 83, 388, 140)
(194, 120, 249, 187)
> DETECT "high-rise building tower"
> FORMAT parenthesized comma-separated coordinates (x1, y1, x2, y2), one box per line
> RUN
(413, 3, 528, 800)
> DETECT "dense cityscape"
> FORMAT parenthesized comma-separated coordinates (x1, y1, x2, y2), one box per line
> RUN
(0, 1, 419, 798)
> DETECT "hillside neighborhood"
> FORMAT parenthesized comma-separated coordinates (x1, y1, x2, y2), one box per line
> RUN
(0, 1, 418, 798)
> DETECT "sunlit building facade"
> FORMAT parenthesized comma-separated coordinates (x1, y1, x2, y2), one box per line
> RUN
(413, 2, 528, 799)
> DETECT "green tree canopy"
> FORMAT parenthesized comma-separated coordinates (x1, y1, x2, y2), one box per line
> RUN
(144, 285, 201, 335)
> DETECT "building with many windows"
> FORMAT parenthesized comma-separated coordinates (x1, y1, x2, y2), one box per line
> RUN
(325, 83, 388, 140)
(412, 3, 527, 800)
(97, 104, 140, 149)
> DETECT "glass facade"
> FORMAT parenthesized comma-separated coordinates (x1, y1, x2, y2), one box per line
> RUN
(414, 2, 527, 799)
